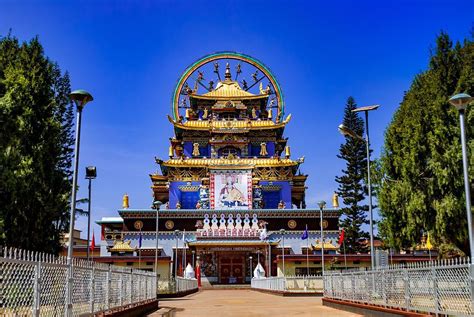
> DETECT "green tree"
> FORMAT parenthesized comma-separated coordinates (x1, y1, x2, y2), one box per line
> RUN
(0, 34, 74, 254)
(378, 32, 473, 257)
(335, 97, 369, 253)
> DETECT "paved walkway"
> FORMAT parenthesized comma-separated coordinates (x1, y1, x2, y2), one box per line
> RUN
(150, 289, 361, 317)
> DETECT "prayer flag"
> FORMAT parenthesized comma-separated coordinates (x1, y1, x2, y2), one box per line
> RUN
(301, 225, 308, 240)
(338, 229, 345, 245)
(90, 231, 96, 252)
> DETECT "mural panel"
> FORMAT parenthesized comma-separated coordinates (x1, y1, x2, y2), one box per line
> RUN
(210, 170, 252, 209)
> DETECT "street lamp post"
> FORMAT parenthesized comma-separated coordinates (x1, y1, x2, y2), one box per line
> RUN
(85, 166, 97, 261)
(66, 90, 93, 317)
(449, 93, 474, 260)
(249, 256, 253, 280)
(153, 200, 162, 274)
(192, 250, 195, 268)
(174, 230, 180, 278)
(280, 229, 286, 276)
(318, 201, 326, 276)
(339, 104, 379, 270)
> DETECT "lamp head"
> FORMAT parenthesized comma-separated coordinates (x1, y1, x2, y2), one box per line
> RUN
(69, 89, 93, 110)
(85, 166, 97, 179)
(153, 200, 163, 209)
(449, 93, 473, 111)
(317, 200, 326, 209)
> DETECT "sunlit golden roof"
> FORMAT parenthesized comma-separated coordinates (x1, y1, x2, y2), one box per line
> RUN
(201, 80, 256, 98)
(159, 157, 300, 168)
(110, 240, 135, 252)
(311, 241, 339, 250)
(167, 115, 291, 131)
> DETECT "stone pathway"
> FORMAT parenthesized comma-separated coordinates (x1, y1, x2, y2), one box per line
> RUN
(150, 289, 361, 316)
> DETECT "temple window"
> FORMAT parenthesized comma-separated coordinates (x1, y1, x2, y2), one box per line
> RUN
(218, 146, 241, 157)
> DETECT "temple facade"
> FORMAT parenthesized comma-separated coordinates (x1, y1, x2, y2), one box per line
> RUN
(96, 52, 343, 283)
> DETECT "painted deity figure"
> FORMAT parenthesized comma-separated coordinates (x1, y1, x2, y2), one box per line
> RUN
(251, 107, 258, 119)
(219, 176, 246, 207)
(259, 142, 268, 156)
(202, 108, 208, 120)
(176, 202, 181, 209)
(278, 200, 286, 209)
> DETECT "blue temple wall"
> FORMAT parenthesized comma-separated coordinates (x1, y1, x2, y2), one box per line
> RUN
(248, 142, 275, 157)
(169, 181, 201, 208)
(183, 142, 193, 157)
(183, 141, 209, 157)
(260, 180, 291, 209)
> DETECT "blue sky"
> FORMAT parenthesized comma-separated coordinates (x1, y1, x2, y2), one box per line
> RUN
(1, 1, 473, 238)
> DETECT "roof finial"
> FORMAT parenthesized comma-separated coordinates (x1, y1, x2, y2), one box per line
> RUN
(225, 62, 231, 80)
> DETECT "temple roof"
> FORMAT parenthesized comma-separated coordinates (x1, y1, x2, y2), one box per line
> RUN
(110, 240, 135, 252)
(95, 217, 123, 224)
(167, 115, 291, 131)
(200, 80, 256, 98)
(311, 241, 339, 250)
(158, 157, 302, 168)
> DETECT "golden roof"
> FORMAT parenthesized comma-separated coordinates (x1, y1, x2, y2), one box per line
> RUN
(202, 80, 256, 98)
(110, 240, 135, 252)
(168, 115, 291, 131)
(160, 157, 300, 168)
(311, 241, 339, 250)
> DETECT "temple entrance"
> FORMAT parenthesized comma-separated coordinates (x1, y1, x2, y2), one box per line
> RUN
(218, 253, 244, 284)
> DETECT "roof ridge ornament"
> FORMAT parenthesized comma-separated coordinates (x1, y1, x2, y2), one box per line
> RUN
(225, 62, 231, 80)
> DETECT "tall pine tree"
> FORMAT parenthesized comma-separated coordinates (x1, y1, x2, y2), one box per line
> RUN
(335, 97, 369, 253)
(378, 32, 473, 257)
(0, 34, 74, 253)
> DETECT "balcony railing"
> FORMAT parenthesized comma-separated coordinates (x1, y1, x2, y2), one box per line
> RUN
(251, 275, 323, 292)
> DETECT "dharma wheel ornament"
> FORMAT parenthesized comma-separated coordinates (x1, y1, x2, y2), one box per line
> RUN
(171, 51, 285, 123)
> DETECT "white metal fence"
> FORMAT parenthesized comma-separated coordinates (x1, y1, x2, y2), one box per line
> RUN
(251, 275, 323, 292)
(0, 247, 157, 317)
(157, 277, 198, 294)
(324, 258, 474, 316)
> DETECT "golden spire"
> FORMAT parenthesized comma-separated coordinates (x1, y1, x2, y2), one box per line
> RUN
(122, 193, 129, 209)
(185, 108, 191, 120)
(168, 145, 174, 158)
(332, 192, 339, 208)
(285, 146, 291, 158)
(225, 62, 231, 80)
(268, 109, 273, 119)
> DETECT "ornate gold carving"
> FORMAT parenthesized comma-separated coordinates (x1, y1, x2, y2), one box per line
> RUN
(178, 185, 200, 192)
(122, 194, 129, 209)
(192, 143, 200, 156)
(288, 219, 297, 229)
(167, 167, 207, 181)
(253, 166, 293, 180)
(259, 142, 268, 156)
(134, 220, 143, 230)
(332, 192, 339, 208)
(165, 220, 175, 230)
(322, 220, 329, 229)
(261, 185, 282, 191)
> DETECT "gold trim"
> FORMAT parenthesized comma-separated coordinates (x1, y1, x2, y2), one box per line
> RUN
(167, 115, 291, 131)
(160, 157, 298, 168)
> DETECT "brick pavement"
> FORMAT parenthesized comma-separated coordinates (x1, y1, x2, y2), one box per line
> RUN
(150, 289, 361, 317)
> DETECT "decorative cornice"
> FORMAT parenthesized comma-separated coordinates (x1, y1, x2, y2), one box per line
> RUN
(158, 157, 300, 168)
(167, 115, 291, 132)
(117, 208, 340, 219)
